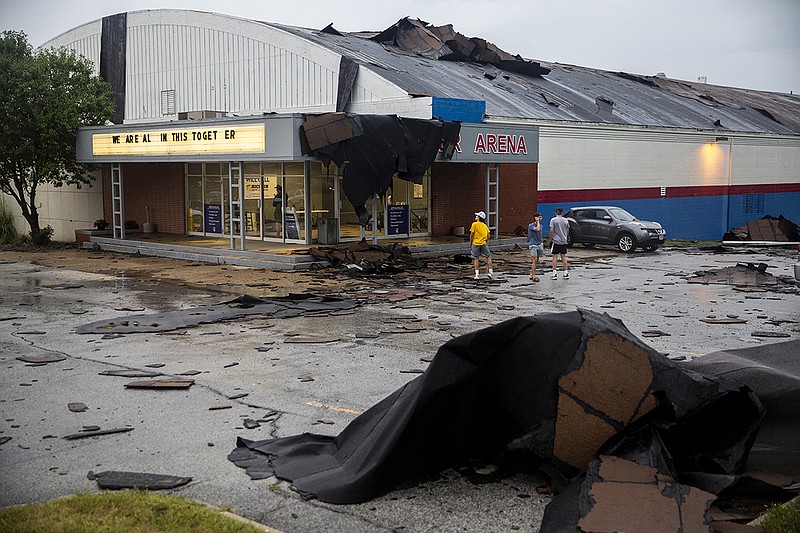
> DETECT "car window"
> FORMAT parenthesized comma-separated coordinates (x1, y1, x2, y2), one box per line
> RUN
(608, 208, 636, 221)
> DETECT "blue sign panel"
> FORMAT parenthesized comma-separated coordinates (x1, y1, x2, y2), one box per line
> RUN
(388, 204, 409, 235)
(204, 204, 222, 234)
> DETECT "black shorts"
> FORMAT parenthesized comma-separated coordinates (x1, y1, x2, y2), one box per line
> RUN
(552, 243, 569, 255)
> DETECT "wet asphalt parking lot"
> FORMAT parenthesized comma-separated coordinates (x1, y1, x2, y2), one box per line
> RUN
(1, 245, 798, 532)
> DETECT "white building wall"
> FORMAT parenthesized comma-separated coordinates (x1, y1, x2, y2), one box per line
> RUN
(1, 175, 104, 242)
(534, 124, 800, 191)
(124, 10, 344, 122)
(728, 137, 800, 186)
(346, 67, 427, 118)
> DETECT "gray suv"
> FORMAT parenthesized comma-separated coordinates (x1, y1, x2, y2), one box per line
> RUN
(564, 206, 666, 252)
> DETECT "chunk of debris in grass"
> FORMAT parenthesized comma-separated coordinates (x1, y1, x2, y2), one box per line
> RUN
(88, 470, 191, 490)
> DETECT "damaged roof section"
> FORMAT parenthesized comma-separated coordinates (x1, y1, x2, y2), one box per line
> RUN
(369, 17, 550, 78)
(273, 20, 800, 134)
(300, 113, 460, 226)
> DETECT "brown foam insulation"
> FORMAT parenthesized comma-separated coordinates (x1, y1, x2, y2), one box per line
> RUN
(554, 392, 618, 470)
(579, 456, 716, 533)
(554, 331, 655, 469)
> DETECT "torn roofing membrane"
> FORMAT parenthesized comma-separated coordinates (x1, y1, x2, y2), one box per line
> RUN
(229, 309, 799, 529)
(75, 294, 358, 334)
(300, 113, 460, 226)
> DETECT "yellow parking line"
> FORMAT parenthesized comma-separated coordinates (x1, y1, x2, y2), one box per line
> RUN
(306, 401, 362, 415)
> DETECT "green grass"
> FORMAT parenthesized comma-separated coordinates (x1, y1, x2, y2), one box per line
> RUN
(0, 490, 269, 533)
(761, 496, 800, 533)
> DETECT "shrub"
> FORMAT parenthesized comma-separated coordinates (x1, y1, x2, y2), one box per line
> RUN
(30, 225, 54, 246)
(0, 198, 17, 244)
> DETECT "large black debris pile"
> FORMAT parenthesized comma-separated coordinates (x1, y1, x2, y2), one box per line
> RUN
(229, 309, 799, 531)
(309, 240, 425, 275)
(724, 214, 800, 242)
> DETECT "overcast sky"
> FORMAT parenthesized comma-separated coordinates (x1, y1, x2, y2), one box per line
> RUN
(2, 0, 799, 94)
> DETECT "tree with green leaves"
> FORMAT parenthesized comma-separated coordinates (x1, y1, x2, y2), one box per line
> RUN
(0, 30, 114, 238)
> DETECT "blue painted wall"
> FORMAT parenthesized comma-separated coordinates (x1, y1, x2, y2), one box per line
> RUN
(538, 191, 800, 241)
(431, 97, 485, 124)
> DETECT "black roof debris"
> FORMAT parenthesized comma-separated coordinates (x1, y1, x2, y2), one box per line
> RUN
(88, 470, 191, 490)
(299, 113, 459, 226)
(724, 215, 800, 243)
(76, 294, 359, 334)
(229, 309, 799, 531)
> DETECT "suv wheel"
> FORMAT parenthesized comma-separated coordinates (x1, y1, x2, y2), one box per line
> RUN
(616, 233, 636, 253)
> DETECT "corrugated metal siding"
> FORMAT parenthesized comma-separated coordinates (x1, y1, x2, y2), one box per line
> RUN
(41, 32, 102, 75)
(121, 15, 339, 121)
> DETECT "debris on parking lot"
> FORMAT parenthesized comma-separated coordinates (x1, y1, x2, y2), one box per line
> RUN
(687, 262, 798, 292)
(752, 331, 792, 338)
(284, 335, 340, 344)
(229, 310, 799, 532)
(723, 214, 800, 243)
(641, 329, 670, 337)
(63, 427, 134, 440)
(75, 294, 359, 334)
(310, 241, 425, 275)
(88, 470, 191, 490)
(67, 402, 87, 412)
(98, 369, 162, 377)
(700, 317, 748, 324)
(124, 378, 194, 389)
(15, 355, 66, 365)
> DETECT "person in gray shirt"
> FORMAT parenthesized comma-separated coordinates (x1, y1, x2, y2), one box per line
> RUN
(549, 207, 570, 279)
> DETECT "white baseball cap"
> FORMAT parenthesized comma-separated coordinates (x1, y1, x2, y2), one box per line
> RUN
(475, 211, 486, 219)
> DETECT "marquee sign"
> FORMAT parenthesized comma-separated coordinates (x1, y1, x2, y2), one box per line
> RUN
(92, 124, 266, 156)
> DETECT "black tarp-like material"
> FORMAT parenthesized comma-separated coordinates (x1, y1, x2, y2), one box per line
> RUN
(75, 294, 359, 334)
(229, 309, 798, 529)
(299, 113, 460, 226)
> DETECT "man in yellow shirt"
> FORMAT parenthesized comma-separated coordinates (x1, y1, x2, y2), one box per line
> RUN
(469, 211, 494, 279)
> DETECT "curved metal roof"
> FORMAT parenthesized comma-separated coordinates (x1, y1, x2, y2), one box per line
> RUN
(274, 19, 800, 135)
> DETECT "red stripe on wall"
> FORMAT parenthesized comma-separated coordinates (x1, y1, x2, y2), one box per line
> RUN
(539, 183, 800, 203)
